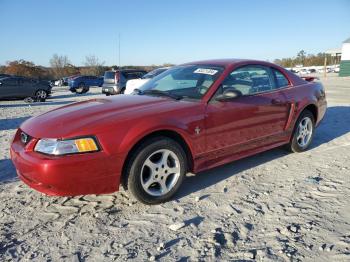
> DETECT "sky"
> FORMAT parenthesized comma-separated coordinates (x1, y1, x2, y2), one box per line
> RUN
(0, 0, 349, 66)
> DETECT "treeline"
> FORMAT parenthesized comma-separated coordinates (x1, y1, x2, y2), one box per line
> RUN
(3, 50, 334, 78)
(0, 54, 174, 80)
(274, 50, 334, 68)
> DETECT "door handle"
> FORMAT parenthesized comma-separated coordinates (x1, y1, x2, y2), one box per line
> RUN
(271, 98, 285, 105)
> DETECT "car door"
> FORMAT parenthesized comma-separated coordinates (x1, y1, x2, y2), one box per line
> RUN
(91, 76, 97, 86)
(93, 76, 100, 86)
(0, 78, 19, 98)
(18, 78, 36, 97)
(204, 65, 291, 163)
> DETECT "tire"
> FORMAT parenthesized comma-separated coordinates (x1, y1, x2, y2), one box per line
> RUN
(287, 110, 315, 153)
(126, 137, 187, 204)
(75, 83, 89, 94)
(81, 87, 89, 94)
(35, 89, 48, 102)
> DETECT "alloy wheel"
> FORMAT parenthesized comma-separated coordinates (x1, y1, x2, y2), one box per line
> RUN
(140, 149, 181, 196)
(36, 90, 47, 99)
(296, 116, 313, 147)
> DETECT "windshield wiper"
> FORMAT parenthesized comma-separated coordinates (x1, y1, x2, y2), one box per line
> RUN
(141, 89, 183, 100)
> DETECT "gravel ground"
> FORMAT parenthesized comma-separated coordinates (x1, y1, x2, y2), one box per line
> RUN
(0, 76, 349, 261)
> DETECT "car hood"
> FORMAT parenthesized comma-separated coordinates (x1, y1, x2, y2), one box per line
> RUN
(20, 95, 190, 138)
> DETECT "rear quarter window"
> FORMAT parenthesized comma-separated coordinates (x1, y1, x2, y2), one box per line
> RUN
(272, 69, 290, 88)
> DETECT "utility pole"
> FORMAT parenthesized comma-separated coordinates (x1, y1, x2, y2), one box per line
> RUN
(323, 54, 327, 78)
(118, 33, 121, 69)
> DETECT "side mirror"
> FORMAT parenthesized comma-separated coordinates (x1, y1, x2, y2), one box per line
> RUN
(215, 89, 242, 101)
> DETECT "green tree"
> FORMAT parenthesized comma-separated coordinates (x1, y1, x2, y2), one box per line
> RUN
(297, 50, 307, 66)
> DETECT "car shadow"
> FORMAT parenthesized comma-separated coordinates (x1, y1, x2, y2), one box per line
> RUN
(177, 147, 288, 199)
(311, 106, 350, 148)
(0, 100, 75, 108)
(0, 116, 31, 131)
(0, 159, 18, 183)
(52, 92, 103, 100)
(176, 106, 350, 199)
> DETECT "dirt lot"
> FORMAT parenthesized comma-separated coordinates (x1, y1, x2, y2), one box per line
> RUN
(0, 76, 349, 261)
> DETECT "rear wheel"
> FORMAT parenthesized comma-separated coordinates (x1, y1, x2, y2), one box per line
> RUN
(126, 137, 187, 204)
(75, 83, 89, 94)
(287, 110, 315, 152)
(35, 89, 48, 102)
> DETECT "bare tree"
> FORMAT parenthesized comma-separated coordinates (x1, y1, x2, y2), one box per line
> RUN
(81, 55, 105, 76)
(49, 54, 71, 79)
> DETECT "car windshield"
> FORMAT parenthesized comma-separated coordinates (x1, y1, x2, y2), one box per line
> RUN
(138, 65, 223, 100)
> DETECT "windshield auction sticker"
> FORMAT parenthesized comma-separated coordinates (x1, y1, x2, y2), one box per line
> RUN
(194, 68, 218, 75)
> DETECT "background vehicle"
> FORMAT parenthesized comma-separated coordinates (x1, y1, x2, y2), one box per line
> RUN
(0, 76, 52, 101)
(69, 75, 103, 94)
(0, 74, 11, 79)
(62, 77, 69, 86)
(309, 69, 316, 73)
(124, 67, 170, 94)
(59, 75, 80, 86)
(102, 69, 147, 95)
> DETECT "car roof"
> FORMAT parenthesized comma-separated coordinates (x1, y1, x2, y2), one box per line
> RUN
(181, 58, 275, 67)
(107, 69, 147, 73)
(1, 76, 25, 80)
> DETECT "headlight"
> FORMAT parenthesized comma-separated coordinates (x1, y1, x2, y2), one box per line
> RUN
(34, 137, 100, 155)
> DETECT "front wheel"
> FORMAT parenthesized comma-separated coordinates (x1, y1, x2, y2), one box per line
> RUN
(287, 110, 315, 152)
(126, 137, 187, 204)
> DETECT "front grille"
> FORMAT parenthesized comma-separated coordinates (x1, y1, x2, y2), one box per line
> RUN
(20, 131, 31, 145)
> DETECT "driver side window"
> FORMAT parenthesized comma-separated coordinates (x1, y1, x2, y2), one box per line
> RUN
(218, 65, 275, 96)
(2, 78, 18, 86)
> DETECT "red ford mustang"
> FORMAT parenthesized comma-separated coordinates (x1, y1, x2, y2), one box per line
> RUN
(10, 59, 327, 204)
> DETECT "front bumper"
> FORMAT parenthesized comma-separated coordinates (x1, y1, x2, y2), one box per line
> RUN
(10, 130, 122, 196)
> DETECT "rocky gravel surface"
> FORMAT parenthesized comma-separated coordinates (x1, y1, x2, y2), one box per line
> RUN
(0, 77, 349, 261)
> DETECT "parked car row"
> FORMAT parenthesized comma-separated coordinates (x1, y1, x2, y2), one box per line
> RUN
(101, 67, 171, 96)
(102, 69, 147, 95)
(289, 66, 339, 75)
(124, 67, 170, 94)
(0, 68, 169, 101)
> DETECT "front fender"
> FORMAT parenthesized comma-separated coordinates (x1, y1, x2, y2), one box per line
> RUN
(118, 117, 193, 155)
